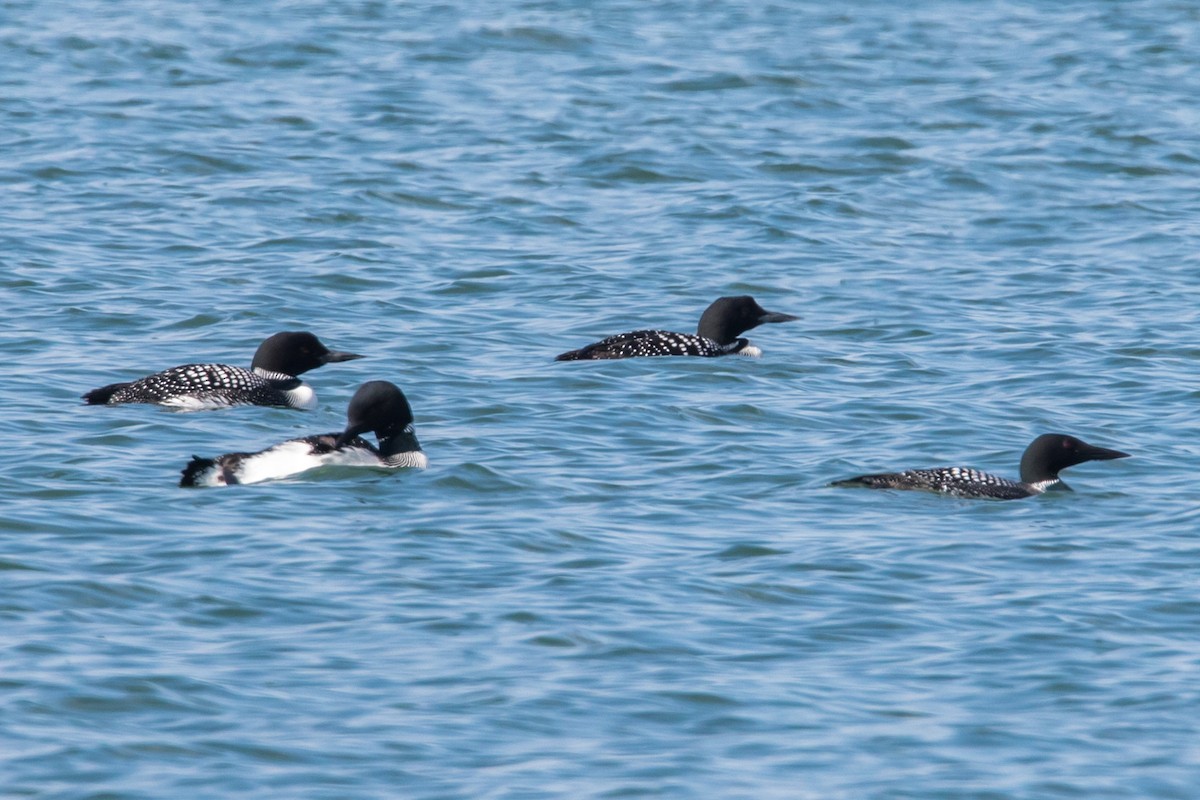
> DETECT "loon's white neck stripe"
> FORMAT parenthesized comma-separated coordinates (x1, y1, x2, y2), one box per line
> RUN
(254, 367, 295, 380)
(1025, 478, 1061, 494)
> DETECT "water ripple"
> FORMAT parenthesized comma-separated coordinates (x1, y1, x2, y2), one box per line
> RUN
(4, 0, 1200, 798)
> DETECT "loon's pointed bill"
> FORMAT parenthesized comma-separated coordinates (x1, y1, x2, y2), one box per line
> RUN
(1069, 441, 1130, 462)
(831, 433, 1130, 500)
(248, 331, 363, 378)
(321, 349, 364, 364)
(180, 380, 427, 488)
(757, 310, 800, 325)
(554, 295, 798, 360)
(82, 331, 362, 410)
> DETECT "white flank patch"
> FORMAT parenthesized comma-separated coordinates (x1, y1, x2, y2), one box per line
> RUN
(234, 440, 327, 484)
(162, 395, 235, 411)
(737, 343, 763, 358)
(231, 441, 427, 485)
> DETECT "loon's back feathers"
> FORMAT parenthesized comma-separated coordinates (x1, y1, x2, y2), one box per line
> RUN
(83, 331, 362, 409)
(834, 467, 1040, 500)
(180, 380, 426, 487)
(83, 364, 304, 409)
(555, 329, 748, 360)
(832, 433, 1130, 500)
(555, 295, 797, 361)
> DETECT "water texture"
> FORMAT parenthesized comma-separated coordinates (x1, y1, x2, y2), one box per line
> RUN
(3, 1, 1200, 797)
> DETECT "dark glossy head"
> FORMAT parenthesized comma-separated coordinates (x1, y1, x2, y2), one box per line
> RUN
(1018, 433, 1130, 484)
(696, 296, 799, 344)
(334, 380, 415, 447)
(250, 331, 363, 376)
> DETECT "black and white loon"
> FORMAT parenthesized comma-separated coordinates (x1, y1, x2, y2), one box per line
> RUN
(180, 380, 427, 487)
(83, 331, 362, 410)
(832, 433, 1130, 500)
(554, 295, 798, 361)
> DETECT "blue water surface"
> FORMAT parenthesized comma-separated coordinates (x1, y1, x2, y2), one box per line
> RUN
(3, 1, 1200, 797)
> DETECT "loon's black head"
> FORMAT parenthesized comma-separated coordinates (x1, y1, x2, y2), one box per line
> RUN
(1018, 433, 1130, 485)
(696, 296, 798, 345)
(251, 331, 363, 377)
(335, 380, 416, 447)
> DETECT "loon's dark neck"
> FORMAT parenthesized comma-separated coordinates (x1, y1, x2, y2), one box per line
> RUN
(1018, 433, 1130, 485)
(377, 425, 422, 460)
(250, 331, 363, 377)
(335, 381, 419, 458)
(695, 296, 798, 345)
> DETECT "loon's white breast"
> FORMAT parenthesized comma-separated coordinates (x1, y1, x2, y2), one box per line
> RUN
(284, 383, 317, 410)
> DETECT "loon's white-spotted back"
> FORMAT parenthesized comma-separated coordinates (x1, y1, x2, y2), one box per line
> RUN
(83, 331, 362, 410)
(180, 380, 427, 487)
(554, 295, 798, 361)
(831, 433, 1130, 500)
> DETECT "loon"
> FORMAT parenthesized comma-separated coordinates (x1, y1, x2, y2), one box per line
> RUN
(82, 331, 362, 410)
(180, 380, 427, 487)
(554, 295, 798, 361)
(831, 433, 1130, 500)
